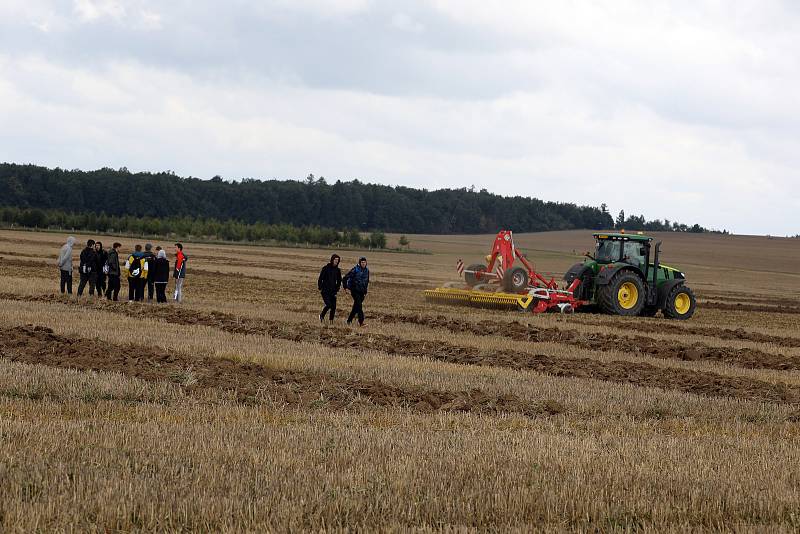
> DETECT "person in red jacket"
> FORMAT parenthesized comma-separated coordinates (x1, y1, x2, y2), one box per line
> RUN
(173, 243, 187, 302)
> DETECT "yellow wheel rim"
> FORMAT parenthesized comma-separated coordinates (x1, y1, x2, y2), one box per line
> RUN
(617, 282, 639, 310)
(674, 292, 691, 315)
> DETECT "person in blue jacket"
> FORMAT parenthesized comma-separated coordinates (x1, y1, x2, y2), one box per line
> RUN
(343, 256, 370, 326)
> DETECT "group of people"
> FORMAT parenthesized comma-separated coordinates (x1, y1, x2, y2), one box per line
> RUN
(57, 237, 187, 303)
(318, 254, 370, 326)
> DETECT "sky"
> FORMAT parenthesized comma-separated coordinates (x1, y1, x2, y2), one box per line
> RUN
(0, 1, 798, 235)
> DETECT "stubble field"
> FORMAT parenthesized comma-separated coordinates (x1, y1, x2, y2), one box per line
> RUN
(1, 228, 799, 532)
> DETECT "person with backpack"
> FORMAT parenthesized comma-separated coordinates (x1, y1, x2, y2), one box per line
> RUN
(152, 249, 170, 303)
(105, 242, 122, 301)
(317, 254, 342, 323)
(143, 243, 156, 301)
(124, 244, 148, 302)
(173, 243, 187, 302)
(57, 236, 75, 295)
(343, 256, 370, 327)
(94, 241, 108, 295)
(77, 239, 98, 296)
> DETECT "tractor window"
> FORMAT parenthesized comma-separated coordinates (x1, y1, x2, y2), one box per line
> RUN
(595, 240, 621, 262)
(623, 241, 646, 265)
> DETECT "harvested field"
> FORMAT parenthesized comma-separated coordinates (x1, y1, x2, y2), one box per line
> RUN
(1, 228, 800, 531)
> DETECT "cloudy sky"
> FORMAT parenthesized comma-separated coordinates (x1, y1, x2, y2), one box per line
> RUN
(1, 1, 798, 235)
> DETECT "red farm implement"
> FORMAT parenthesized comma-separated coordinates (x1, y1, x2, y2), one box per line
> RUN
(424, 230, 586, 314)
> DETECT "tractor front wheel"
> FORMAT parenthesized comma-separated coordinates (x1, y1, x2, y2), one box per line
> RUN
(464, 263, 487, 287)
(597, 271, 645, 316)
(663, 285, 696, 320)
(503, 267, 529, 292)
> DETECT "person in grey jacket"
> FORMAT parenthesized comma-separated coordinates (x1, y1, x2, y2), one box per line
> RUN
(57, 236, 76, 294)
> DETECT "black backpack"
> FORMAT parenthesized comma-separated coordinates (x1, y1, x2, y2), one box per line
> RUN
(128, 256, 142, 278)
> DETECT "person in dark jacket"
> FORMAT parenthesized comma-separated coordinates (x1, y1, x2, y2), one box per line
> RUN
(152, 249, 170, 303)
(77, 239, 98, 296)
(94, 241, 108, 295)
(317, 254, 342, 323)
(143, 243, 156, 301)
(343, 256, 369, 326)
(105, 242, 122, 301)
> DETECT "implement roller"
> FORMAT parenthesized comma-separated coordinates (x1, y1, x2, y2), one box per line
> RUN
(424, 230, 586, 314)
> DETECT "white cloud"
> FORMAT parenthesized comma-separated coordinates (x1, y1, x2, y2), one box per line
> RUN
(0, 1, 798, 235)
(391, 13, 424, 33)
(73, 0, 126, 22)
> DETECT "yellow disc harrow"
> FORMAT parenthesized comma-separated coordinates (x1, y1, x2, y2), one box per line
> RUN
(423, 287, 535, 311)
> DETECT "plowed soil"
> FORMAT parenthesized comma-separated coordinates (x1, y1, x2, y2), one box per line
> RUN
(3, 293, 798, 405)
(577, 319, 800, 348)
(701, 301, 800, 315)
(371, 311, 800, 372)
(0, 325, 555, 417)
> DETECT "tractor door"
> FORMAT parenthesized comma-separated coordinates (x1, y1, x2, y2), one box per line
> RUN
(622, 241, 647, 271)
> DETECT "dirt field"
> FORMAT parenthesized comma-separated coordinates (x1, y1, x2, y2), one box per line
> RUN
(1, 228, 799, 531)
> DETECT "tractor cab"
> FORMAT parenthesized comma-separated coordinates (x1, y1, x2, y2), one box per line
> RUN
(592, 232, 652, 270)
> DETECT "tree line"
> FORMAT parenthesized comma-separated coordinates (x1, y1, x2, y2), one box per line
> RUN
(0, 163, 715, 234)
(0, 206, 388, 249)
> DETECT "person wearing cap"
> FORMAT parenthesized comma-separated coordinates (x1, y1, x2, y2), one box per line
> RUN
(143, 243, 156, 301)
(317, 254, 342, 323)
(343, 256, 370, 327)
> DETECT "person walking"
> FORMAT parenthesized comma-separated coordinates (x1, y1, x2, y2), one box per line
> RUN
(143, 243, 156, 301)
(317, 254, 342, 323)
(94, 241, 108, 295)
(77, 239, 98, 296)
(152, 249, 170, 303)
(57, 236, 75, 294)
(124, 244, 148, 302)
(105, 242, 122, 301)
(173, 243, 187, 302)
(344, 256, 370, 327)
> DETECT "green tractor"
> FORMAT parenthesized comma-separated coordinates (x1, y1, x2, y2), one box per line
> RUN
(564, 232, 697, 320)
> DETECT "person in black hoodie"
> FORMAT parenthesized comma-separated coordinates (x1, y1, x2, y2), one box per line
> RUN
(94, 241, 108, 295)
(77, 239, 98, 296)
(143, 243, 156, 301)
(152, 249, 170, 303)
(105, 242, 122, 301)
(317, 254, 342, 323)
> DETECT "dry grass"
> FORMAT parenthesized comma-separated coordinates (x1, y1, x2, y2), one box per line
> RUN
(1, 228, 800, 531)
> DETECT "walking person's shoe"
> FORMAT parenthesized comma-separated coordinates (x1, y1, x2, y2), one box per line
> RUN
(319, 312, 325, 324)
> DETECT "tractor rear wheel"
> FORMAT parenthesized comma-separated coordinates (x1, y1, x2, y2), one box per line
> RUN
(464, 263, 487, 287)
(503, 267, 529, 292)
(597, 271, 645, 316)
(663, 285, 696, 320)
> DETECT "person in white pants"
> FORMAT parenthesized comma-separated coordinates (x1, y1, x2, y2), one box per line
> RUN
(173, 242, 187, 302)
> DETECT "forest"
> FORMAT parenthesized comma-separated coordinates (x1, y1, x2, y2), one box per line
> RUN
(0, 163, 712, 234)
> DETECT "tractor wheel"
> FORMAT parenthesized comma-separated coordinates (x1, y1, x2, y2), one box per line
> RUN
(663, 285, 696, 320)
(464, 263, 487, 287)
(597, 271, 645, 316)
(503, 267, 529, 293)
